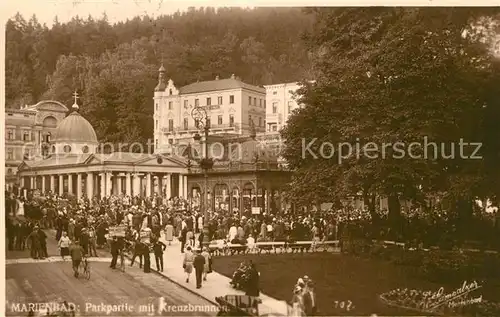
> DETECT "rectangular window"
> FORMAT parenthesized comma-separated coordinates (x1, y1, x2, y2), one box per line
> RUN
(7, 149, 13, 160)
(155, 120, 158, 130)
(218, 96, 223, 105)
(272, 102, 278, 114)
(273, 91, 277, 95)
(259, 99, 262, 107)
(168, 119, 174, 132)
(253, 97, 256, 106)
(184, 118, 188, 130)
(207, 97, 211, 106)
(218, 115, 223, 125)
(7, 129, 14, 140)
(229, 114, 234, 127)
(272, 125, 277, 132)
(155, 139, 158, 149)
(168, 101, 173, 110)
(23, 131, 30, 141)
(259, 117, 262, 127)
(229, 95, 234, 104)
(155, 103, 158, 111)
(195, 99, 199, 107)
(206, 118, 211, 128)
(248, 115, 252, 124)
(184, 100, 188, 108)
(248, 96, 252, 105)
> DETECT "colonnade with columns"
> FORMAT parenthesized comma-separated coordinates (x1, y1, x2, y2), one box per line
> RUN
(20, 171, 189, 201)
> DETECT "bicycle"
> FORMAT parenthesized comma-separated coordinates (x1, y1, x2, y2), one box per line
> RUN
(81, 257, 91, 280)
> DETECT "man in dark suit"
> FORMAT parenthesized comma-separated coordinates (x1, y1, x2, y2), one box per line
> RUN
(193, 249, 206, 289)
(109, 237, 123, 269)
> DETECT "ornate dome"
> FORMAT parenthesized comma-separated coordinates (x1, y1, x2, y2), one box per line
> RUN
(53, 99, 97, 144)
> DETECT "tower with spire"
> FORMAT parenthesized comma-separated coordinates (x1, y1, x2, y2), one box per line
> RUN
(153, 63, 180, 155)
(155, 64, 167, 92)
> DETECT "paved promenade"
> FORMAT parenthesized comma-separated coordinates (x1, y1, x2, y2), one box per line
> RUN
(152, 233, 290, 316)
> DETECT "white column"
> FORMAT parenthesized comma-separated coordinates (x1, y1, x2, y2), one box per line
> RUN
(30, 176, 35, 189)
(133, 173, 140, 196)
(146, 173, 152, 197)
(77, 173, 82, 200)
(68, 174, 73, 195)
(50, 175, 55, 192)
(58, 174, 64, 196)
(20, 177, 25, 188)
(41, 175, 46, 194)
(100, 173, 106, 198)
(117, 175, 122, 195)
(126, 173, 132, 196)
(166, 174, 172, 199)
(183, 175, 188, 198)
(106, 172, 112, 197)
(86, 172, 93, 200)
(178, 174, 183, 198)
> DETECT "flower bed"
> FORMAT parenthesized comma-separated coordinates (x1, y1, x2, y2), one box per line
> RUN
(379, 286, 500, 316)
(364, 244, 500, 284)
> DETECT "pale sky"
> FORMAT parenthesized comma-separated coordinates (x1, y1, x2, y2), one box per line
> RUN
(4, 0, 500, 28)
(2, 0, 257, 27)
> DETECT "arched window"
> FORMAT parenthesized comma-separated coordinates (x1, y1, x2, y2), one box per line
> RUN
(51, 145, 55, 153)
(43, 116, 57, 128)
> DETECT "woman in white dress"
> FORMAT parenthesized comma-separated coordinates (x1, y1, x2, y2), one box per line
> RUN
(16, 198, 25, 217)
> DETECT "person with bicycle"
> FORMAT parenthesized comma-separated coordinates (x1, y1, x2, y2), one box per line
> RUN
(69, 240, 84, 278)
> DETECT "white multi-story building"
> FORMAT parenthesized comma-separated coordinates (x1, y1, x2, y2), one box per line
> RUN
(263, 82, 302, 133)
(153, 66, 266, 154)
(5, 101, 68, 191)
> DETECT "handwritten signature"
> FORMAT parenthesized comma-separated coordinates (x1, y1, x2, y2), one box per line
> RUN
(424, 281, 482, 310)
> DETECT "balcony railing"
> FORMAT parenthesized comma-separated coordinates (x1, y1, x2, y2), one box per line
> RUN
(162, 123, 241, 134)
(188, 160, 290, 173)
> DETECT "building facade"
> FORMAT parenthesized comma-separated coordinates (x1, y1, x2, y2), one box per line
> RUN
(153, 67, 266, 154)
(5, 101, 68, 191)
(263, 82, 302, 133)
(17, 98, 191, 201)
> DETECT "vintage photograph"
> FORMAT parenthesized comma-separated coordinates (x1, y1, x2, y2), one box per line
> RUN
(3, 2, 500, 316)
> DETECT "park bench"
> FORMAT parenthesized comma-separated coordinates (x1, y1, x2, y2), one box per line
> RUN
(315, 240, 341, 252)
(215, 295, 261, 316)
(227, 243, 248, 255)
(288, 241, 313, 253)
(256, 241, 286, 254)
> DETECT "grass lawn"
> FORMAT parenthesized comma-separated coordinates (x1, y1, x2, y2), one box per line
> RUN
(211, 253, 497, 316)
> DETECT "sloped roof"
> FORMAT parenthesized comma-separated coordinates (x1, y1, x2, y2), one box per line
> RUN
(179, 78, 265, 95)
(21, 155, 92, 168)
(18, 152, 189, 170)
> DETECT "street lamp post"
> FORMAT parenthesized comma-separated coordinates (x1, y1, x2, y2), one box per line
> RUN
(191, 105, 214, 248)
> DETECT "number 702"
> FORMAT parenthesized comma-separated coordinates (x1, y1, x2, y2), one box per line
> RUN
(334, 300, 353, 311)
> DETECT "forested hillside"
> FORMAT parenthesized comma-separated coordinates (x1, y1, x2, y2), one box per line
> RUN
(6, 7, 313, 144)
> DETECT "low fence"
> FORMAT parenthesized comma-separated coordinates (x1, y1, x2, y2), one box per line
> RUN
(209, 240, 341, 256)
(208, 239, 500, 257)
(373, 240, 499, 254)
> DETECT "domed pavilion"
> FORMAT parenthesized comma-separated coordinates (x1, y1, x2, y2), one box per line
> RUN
(17, 92, 190, 201)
